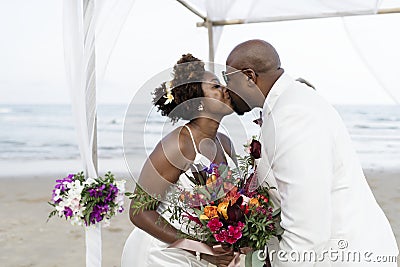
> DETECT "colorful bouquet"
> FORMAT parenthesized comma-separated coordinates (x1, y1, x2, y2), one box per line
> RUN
(166, 136, 282, 252)
(48, 172, 125, 227)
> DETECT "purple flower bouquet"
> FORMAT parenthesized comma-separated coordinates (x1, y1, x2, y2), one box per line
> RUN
(48, 172, 125, 227)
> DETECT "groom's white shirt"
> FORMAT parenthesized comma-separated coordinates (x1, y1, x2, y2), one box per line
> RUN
(256, 73, 398, 266)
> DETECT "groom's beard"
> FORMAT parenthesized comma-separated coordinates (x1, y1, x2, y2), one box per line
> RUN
(227, 90, 247, 115)
(229, 97, 245, 115)
(231, 100, 248, 115)
(233, 105, 245, 115)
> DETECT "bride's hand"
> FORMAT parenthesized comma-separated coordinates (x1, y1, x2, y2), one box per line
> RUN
(200, 251, 235, 267)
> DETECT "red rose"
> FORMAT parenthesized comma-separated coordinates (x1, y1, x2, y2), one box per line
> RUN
(250, 139, 262, 159)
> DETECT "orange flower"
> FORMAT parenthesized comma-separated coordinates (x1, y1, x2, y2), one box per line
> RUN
(217, 202, 229, 219)
(249, 198, 260, 207)
(204, 206, 218, 218)
(199, 214, 209, 220)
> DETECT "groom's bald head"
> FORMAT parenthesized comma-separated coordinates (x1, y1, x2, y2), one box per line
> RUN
(226, 39, 281, 73)
(224, 40, 284, 115)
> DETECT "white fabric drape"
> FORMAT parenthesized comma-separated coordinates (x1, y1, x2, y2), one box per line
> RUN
(184, 0, 380, 55)
(342, 15, 400, 104)
(186, 0, 380, 21)
(204, 0, 236, 56)
(181, 0, 400, 103)
(186, 0, 258, 57)
(63, 0, 135, 266)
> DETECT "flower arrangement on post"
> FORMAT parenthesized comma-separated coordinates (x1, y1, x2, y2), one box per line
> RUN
(48, 172, 126, 227)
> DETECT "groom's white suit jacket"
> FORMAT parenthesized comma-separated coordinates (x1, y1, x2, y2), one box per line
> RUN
(256, 73, 398, 266)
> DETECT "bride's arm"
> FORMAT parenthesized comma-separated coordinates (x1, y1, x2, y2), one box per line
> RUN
(129, 129, 193, 244)
(130, 128, 235, 266)
(129, 205, 178, 244)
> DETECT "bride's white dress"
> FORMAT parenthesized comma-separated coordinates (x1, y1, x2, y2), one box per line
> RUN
(121, 227, 207, 267)
(121, 126, 236, 267)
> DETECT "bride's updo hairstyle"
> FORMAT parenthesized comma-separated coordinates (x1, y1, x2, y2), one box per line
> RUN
(152, 54, 205, 123)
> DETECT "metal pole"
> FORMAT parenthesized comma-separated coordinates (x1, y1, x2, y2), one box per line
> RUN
(378, 8, 400, 14)
(206, 19, 215, 72)
(176, 0, 206, 20)
(196, 8, 400, 27)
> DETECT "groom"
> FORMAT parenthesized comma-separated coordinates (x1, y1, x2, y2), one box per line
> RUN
(224, 39, 398, 266)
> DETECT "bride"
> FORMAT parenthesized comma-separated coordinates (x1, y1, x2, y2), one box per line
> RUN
(121, 54, 237, 267)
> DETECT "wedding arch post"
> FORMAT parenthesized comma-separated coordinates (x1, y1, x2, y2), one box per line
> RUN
(64, 0, 135, 265)
(206, 18, 215, 72)
(82, 0, 98, 175)
(82, 1, 101, 267)
(63, 0, 101, 265)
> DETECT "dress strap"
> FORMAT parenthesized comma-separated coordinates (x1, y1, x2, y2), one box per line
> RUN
(184, 125, 200, 154)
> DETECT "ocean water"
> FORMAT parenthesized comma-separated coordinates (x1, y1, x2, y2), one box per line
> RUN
(0, 104, 399, 170)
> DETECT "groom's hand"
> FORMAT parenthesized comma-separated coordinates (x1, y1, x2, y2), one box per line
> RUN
(201, 251, 235, 267)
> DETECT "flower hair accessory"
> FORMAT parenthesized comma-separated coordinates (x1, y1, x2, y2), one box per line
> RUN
(164, 81, 174, 105)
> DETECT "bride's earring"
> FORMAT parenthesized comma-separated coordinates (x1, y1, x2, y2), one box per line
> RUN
(198, 103, 204, 111)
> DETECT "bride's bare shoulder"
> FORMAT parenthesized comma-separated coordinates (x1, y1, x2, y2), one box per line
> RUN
(151, 126, 196, 166)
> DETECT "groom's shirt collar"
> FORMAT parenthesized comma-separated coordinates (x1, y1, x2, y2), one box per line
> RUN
(262, 72, 294, 116)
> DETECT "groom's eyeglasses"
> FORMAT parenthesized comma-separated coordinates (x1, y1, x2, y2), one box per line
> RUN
(222, 68, 258, 84)
(222, 69, 242, 84)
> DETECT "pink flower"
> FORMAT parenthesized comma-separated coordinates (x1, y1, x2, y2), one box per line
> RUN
(225, 225, 243, 244)
(214, 230, 227, 242)
(207, 218, 223, 232)
(237, 221, 245, 230)
(268, 224, 275, 231)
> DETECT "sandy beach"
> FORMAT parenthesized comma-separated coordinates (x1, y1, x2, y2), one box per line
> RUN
(0, 168, 398, 267)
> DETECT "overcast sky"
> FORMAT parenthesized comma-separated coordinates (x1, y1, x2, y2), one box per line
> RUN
(0, 0, 399, 105)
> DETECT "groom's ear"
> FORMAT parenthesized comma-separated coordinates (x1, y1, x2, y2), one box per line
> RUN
(243, 70, 257, 87)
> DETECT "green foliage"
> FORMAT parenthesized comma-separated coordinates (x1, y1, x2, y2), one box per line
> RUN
(127, 185, 160, 216)
(235, 206, 281, 251)
(218, 164, 229, 178)
(47, 209, 57, 222)
(80, 172, 120, 224)
(234, 154, 254, 187)
(74, 171, 85, 183)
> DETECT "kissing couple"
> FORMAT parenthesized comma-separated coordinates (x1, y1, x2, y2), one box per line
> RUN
(122, 40, 398, 267)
